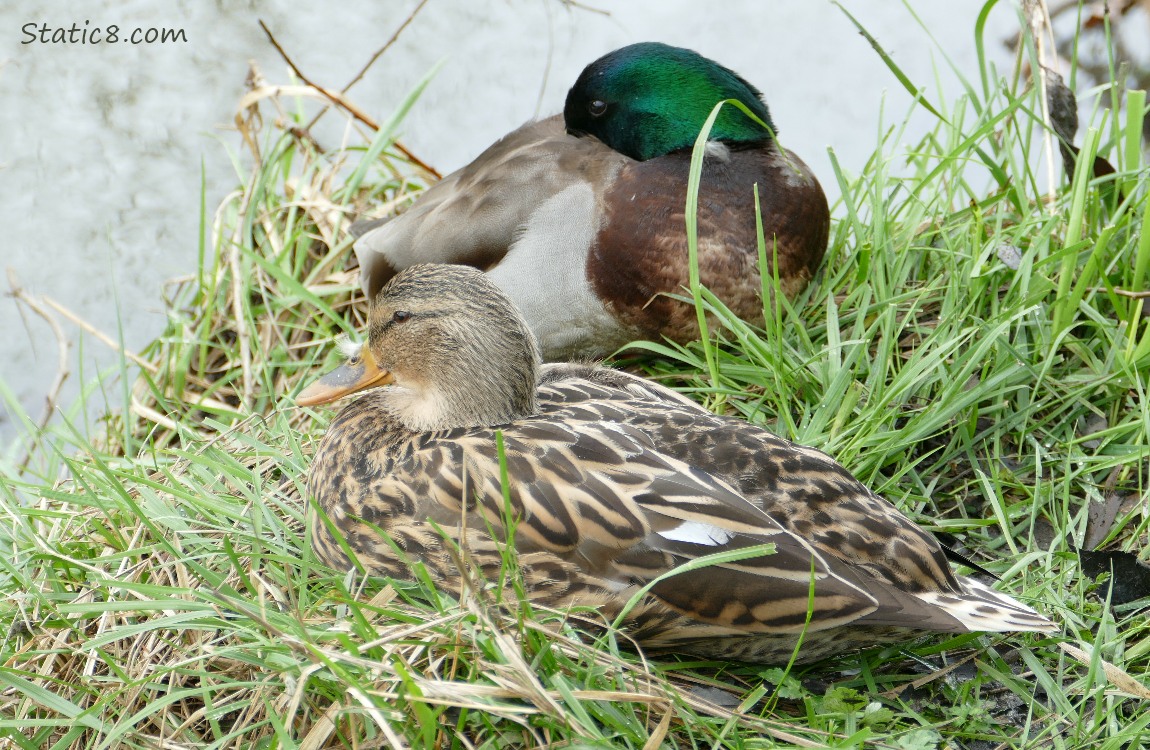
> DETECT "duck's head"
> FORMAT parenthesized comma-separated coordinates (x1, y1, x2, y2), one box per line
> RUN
(296, 264, 541, 431)
(563, 41, 776, 162)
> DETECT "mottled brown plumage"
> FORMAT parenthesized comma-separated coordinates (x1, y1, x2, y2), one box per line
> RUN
(298, 264, 1055, 665)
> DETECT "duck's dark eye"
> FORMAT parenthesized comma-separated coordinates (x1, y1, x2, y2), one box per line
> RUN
(588, 99, 607, 117)
(392, 310, 413, 324)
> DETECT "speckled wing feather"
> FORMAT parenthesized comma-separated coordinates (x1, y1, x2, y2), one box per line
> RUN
(536, 365, 1053, 633)
(352, 115, 628, 298)
(537, 364, 959, 592)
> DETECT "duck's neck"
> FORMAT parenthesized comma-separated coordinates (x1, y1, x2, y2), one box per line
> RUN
(637, 86, 775, 159)
(384, 367, 539, 432)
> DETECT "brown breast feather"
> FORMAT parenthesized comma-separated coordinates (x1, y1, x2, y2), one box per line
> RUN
(588, 146, 829, 341)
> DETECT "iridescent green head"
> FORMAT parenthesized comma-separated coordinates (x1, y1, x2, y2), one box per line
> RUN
(563, 42, 776, 162)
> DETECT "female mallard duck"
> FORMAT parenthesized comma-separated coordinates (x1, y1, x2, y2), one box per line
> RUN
(352, 42, 830, 361)
(297, 264, 1054, 665)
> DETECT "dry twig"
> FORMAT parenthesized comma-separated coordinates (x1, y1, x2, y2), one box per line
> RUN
(257, 19, 441, 179)
(1020, 0, 1061, 203)
(6, 269, 70, 473)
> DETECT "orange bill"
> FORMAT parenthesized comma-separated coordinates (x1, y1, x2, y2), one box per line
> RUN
(296, 347, 395, 406)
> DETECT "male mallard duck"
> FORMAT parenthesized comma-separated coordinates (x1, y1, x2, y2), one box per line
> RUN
(297, 264, 1054, 665)
(352, 42, 830, 361)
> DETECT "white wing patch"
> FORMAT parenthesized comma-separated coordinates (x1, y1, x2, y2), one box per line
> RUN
(658, 520, 737, 546)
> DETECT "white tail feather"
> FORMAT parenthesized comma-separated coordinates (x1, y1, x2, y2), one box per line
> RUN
(916, 577, 1056, 633)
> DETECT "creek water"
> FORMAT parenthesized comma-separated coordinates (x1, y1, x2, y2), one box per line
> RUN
(1, 0, 1026, 449)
